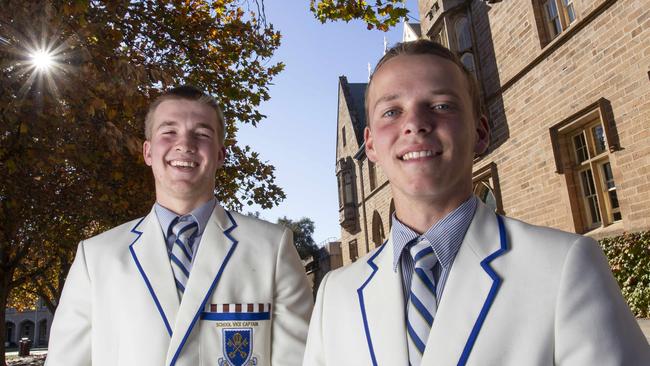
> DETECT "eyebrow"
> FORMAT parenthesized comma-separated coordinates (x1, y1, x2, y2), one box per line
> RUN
(372, 89, 463, 110)
(156, 120, 215, 132)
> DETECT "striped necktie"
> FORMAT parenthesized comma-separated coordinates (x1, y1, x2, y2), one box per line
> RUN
(169, 216, 198, 299)
(406, 238, 438, 366)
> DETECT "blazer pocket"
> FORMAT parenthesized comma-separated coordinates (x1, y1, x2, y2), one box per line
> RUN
(199, 303, 272, 366)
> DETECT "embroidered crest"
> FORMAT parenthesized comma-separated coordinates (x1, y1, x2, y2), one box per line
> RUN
(219, 328, 255, 366)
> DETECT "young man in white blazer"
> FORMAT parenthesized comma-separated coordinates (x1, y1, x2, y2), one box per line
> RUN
(47, 86, 313, 366)
(303, 40, 649, 365)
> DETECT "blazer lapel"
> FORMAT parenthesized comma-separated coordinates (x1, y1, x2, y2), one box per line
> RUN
(129, 209, 180, 337)
(357, 238, 409, 366)
(166, 204, 238, 366)
(422, 203, 508, 365)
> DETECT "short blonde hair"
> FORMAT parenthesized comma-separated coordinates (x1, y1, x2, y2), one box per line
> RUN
(365, 39, 484, 122)
(144, 85, 225, 142)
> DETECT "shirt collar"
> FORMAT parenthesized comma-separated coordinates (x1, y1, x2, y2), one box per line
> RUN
(154, 198, 217, 238)
(391, 195, 479, 272)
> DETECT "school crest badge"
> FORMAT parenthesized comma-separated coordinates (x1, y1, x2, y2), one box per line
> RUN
(219, 328, 255, 366)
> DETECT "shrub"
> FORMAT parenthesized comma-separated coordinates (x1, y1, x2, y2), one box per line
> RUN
(599, 231, 650, 318)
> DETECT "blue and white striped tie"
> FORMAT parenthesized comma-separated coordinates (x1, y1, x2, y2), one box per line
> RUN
(406, 238, 438, 366)
(169, 216, 198, 299)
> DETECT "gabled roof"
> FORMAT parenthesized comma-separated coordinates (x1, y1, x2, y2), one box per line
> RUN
(339, 76, 367, 146)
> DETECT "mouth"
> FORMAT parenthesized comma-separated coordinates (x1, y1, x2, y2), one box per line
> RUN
(398, 150, 440, 161)
(168, 160, 199, 168)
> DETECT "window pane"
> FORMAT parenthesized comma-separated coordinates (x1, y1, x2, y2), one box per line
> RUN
(602, 162, 615, 189)
(580, 169, 601, 225)
(460, 53, 476, 74)
(455, 17, 472, 52)
(613, 211, 622, 221)
(609, 190, 620, 209)
(592, 125, 606, 155)
(573, 133, 588, 163)
(562, 0, 576, 23)
(545, 0, 561, 36)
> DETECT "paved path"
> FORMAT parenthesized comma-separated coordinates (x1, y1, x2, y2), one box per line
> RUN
(638, 318, 650, 343)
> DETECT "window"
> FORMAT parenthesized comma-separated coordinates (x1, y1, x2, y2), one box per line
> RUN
(472, 162, 504, 214)
(371, 211, 385, 248)
(451, 15, 478, 80)
(337, 158, 358, 230)
(570, 123, 621, 229)
(38, 319, 48, 346)
(368, 160, 377, 191)
(455, 17, 472, 52)
(342, 126, 347, 147)
(541, 0, 576, 40)
(549, 99, 621, 232)
(349, 240, 358, 262)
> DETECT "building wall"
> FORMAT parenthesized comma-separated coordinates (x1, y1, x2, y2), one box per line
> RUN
(5, 303, 53, 348)
(336, 0, 649, 266)
(465, 0, 650, 237)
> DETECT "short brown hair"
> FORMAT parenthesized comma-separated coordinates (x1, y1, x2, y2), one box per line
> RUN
(365, 39, 483, 123)
(144, 85, 225, 142)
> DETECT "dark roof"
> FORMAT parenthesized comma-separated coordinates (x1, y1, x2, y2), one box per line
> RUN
(406, 22, 422, 38)
(339, 76, 367, 146)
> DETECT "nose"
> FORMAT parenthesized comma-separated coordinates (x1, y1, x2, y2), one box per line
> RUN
(402, 105, 433, 135)
(174, 131, 197, 153)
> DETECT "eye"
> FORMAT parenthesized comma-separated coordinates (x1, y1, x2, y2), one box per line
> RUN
(432, 103, 451, 111)
(196, 131, 212, 138)
(382, 109, 400, 118)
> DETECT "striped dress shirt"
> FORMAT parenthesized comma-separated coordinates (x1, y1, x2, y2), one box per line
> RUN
(154, 198, 216, 263)
(391, 195, 478, 307)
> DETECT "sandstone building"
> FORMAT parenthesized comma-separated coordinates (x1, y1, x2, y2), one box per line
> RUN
(335, 0, 650, 265)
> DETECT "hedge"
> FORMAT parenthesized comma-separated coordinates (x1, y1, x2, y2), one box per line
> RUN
(599, 231, 650, 318)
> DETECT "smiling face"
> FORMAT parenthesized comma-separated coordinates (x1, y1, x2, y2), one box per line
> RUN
(365, 54, 489, 212)
(143, 99, 225, 211)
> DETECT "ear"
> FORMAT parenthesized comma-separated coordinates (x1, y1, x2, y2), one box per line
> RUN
(364, 126, 378, 162)
(215, 145, 226, 169)
(143, 140, 153, 166)
(474, 114, 490, 156)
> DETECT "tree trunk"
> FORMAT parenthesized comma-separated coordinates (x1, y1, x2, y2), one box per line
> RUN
(0, 277, 10, 366)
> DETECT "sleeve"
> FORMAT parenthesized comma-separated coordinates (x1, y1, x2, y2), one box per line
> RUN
(554, 237, 650, 365)
(270, 228, 314, 366)
(45, 242, 92, 366)
(303, 271, 331, 366)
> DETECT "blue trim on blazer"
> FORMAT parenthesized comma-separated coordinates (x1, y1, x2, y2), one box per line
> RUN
(458, 215, 508, 365)
(356, 240, 388, 366)
(169, 210, 239, 366)
(129, 217, 174, 337)
(200, 311, 271, 321)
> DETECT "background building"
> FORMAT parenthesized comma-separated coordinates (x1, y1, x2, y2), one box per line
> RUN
(336, 0, 650, 265)
(4, 299, 53, 349)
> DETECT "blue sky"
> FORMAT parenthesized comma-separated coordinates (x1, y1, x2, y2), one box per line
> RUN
(238, 1, 420, 245)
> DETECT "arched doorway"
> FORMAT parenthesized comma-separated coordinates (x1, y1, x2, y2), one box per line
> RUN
(19, 320, 34, 342)
(5, 322, 15, 347)
(38, 319, 48, 346)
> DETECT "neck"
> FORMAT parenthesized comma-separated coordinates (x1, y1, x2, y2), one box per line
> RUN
(393, 192, 473, 234)
(156, 195, 213, 216)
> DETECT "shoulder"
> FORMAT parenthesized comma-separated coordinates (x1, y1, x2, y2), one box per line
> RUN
(501, 214, 596, 255)
(322, 243, 386, 289)
(82, 216, 146, 250)
(227, 211, 288, 238)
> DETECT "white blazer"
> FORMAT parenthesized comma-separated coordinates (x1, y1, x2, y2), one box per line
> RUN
(304, 202, 650, 365)
(46, 204, 313, 366)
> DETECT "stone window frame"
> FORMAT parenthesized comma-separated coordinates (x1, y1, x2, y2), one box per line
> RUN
(549, 99, 622, 233)
(472, 162, 504, 215)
